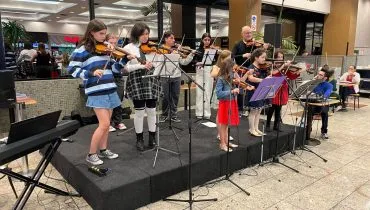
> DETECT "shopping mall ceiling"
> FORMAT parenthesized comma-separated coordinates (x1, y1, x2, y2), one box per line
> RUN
(0, 0, 229, 28)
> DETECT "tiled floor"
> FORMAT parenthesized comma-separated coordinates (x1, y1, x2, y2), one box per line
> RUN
(1, 98, 370, 210)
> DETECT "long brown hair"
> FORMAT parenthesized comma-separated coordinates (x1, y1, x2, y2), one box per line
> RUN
(219, 57, 234, 83)
(78, 19, 107, 52)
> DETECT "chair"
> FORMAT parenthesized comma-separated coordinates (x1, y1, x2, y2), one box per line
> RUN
(349, 93, 360, 110)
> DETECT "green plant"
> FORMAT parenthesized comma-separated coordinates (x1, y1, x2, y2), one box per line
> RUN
(141, 1, 172, 31)
(252, 31, 297, 54)
(1, 19, 29, 50)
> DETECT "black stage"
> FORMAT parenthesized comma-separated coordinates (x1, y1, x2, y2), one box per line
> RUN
(49, 110, 304, 210)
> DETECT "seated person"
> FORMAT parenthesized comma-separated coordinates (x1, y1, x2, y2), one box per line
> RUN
(312, 68, 333, 139)
(337, 65, 361, 111)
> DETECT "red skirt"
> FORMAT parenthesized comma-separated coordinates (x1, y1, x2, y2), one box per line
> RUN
(218, 99, 239, 126)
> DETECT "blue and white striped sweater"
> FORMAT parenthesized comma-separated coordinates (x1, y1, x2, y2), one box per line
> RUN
(68, 45, 127, 96)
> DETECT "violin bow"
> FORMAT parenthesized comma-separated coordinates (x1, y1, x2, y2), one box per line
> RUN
(282, 46, 300, 75)
(325, 52, 328, 66)
(97, 25, 126, 83)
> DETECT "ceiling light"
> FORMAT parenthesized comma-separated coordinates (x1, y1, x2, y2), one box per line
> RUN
(123, 6, 127, 9)
(69, 11, 74, 13)
(81, 6, 86, 9)
(56, 16, 60, 19)
(48, 19, 52, 21)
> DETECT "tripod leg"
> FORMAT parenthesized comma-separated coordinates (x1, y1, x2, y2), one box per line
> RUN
(8, 175, 18, 198)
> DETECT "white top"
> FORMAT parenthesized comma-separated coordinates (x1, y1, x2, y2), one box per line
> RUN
(123, 42, 194, 78)
(17, 49, 37, 62)
(340, 72, 361, 93)
(123, 43, 147, 72)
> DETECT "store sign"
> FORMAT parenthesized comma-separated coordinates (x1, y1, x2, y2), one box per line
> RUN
(251, 15, 257, 31)
(64, 36, 80, 43)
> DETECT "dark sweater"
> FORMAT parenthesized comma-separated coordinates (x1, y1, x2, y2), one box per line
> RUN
(231, 40, 255, 68)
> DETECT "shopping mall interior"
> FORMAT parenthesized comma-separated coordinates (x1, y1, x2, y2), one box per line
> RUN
(1, 0, 370, 209)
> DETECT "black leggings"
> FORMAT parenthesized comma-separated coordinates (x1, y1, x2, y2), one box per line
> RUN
(266, 104, 282, 128)
(133, 99, 157, 109)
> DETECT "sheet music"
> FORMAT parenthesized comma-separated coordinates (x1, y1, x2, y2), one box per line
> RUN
(201, 49, 217, 65)
(152, 54, 181, 77)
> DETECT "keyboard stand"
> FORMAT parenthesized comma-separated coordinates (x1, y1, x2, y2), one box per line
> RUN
(0, 138, 80, 210)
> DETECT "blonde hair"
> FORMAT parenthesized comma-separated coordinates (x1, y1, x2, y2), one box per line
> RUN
(215, 50, 231, 67)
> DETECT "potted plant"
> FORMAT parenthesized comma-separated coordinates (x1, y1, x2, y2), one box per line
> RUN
(1, 19, 29, 50)
(141, 1, 172, 31)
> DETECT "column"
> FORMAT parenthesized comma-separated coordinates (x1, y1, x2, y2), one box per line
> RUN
(88, 0, 95, 20)
(322, 0, 358, 55)
(229, 0, 262, 49)
(0, 11, 6, 70)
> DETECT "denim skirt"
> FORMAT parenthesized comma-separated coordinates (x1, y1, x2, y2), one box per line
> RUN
(86, 91, 121, 109)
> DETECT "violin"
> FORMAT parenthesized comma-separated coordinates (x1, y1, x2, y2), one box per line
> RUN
(258, 62, 272, 70)
(246, 39, 265, 47)
(232, 79, 255, 91)
(140, 41, 159, 54)
(95, 43, 126, 59)
(233, 64, 249, 75)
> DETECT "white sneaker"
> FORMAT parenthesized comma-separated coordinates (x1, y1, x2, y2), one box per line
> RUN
(335, 105, 342, 112)
(86, 154, 103, 165)
(98, 149, 119, 159)
(114, 123, 127, 130)
(217, 135, 234, 141)
(109, 126, 116, 132)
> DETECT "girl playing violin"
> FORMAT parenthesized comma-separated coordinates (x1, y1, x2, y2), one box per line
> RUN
(105, 33, 128, 132)
(68, 19, 127, 165)
(194, 33, 216, 119)
(247, 48, 271, 137)
(158, 31, 195, 123)
(122, 22, 158, 151)
(216, 57, 239, 152)
(266, 50, 300, 131)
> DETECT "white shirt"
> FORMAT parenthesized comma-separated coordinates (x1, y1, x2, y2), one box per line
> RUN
(340, 72, 361, 93)
(17, 49, 37, 62)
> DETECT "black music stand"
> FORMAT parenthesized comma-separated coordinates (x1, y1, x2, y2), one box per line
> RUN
(252, 77, 299, 173)
(194, 49, 218, 131)
(292, 79, 327, 162)
(205, 78, 251, 196)
(141, 54, 181, 168)
(161, 58, 217, 210)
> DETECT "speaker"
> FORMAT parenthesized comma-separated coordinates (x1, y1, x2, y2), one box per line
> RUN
(264, 23, 282, 48)
(0, 70, 16, 108)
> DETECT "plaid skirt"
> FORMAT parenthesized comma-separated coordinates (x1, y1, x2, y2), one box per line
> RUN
(126, 69, 161, 100)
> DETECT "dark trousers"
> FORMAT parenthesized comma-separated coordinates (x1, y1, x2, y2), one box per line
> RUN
(161, 77, 181, 117)
(266, 104, 282, 128)
(339, 86, 355, 108)
(314, 106, 329, 134)
(111, 77, 125, 125)
(237, 91, 248, 112)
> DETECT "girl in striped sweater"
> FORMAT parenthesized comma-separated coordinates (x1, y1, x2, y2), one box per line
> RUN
(68, 19, 127, 165)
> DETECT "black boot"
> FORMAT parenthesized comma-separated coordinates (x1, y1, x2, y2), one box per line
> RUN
(265, 122, 272, 132)
(136, 133, 144, 151)
(148, 131, 156, 149)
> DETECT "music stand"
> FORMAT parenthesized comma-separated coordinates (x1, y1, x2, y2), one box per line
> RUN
(194, 48, 218, 131)
(249, 77, 299, 172)
(291, 79, 327, 162)
(142, 53, 182, 168)
(153, 52, 217, 209)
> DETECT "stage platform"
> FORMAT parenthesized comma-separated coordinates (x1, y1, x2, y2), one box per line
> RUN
(49, 110, 304, 210)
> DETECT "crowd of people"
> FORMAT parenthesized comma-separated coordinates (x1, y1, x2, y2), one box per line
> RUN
(4, 41, 70, 79)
